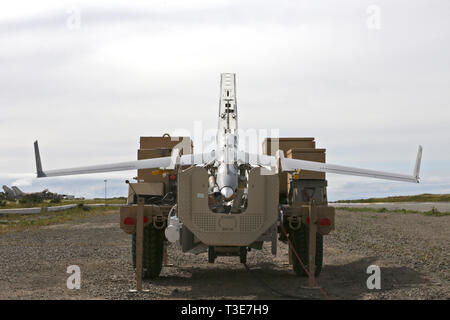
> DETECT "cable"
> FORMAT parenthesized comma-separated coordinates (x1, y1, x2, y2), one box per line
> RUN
(279, 224, 331, 300)
(168, 204, 177, 218)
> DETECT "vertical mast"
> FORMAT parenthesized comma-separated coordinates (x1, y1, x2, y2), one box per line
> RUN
(218, 73, 238, 135)
(215, 73, 239, 199)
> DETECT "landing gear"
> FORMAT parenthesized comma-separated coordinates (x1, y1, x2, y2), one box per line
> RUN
(132, 224, 165, 279)
(290, 225, 323, 277)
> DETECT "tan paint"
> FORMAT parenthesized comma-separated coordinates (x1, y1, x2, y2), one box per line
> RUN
(177, 167, 279, 246)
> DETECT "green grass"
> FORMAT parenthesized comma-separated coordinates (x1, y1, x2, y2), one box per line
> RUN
(336, 206, 450, 217)
(334, 193, 450, 203)
(0, 205, 120, 234)
(68, 197, 127, 205)
(0, 197, 127, 209)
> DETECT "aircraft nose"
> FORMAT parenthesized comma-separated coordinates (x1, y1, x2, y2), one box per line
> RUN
(220, 187, 234, 200)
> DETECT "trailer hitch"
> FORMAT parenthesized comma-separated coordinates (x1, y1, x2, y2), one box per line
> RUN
(152, 207, 166, 229)
(288, 215, 301, 230)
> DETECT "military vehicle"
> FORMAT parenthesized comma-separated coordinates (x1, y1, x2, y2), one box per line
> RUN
(33, 73, 422, 279)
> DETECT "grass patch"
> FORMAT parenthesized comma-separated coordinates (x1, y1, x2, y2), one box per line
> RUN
(336, 206, 450, 217)
(0, 205, 120, 235)
(334, 193, 450, 203)
(69, 197, 127, 205)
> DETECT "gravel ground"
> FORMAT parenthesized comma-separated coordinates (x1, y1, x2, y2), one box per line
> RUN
(0, 209, 448, 300)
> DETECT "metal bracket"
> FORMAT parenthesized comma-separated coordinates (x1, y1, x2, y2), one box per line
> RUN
(275, 149, 285, 174)
(129, 197, 149, 293)
(165, 148, 181, 170)
(152, 206, 165, 229)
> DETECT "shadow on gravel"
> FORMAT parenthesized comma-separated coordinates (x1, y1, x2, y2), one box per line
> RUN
(145, 262, 309, 300)
(143, 257, 428, 300)
(320, 256, 429, 299)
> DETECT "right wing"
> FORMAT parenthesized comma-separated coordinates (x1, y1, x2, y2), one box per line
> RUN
(34, 141, 207, 178)
(246, 146, 422, 184)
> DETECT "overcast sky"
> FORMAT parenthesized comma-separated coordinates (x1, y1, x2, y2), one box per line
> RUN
(1, 0, 449, 200)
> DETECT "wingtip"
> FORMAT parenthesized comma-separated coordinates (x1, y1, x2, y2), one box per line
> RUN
(414, 145, 423, 181)
(34, 140, 45, 178)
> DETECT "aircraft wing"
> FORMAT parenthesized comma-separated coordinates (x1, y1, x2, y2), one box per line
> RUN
(246, 146, 422, 183)
(34, 141, 205, 178)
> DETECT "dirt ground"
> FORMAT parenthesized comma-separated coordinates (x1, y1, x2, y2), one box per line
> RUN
(0, 208, 448, 300)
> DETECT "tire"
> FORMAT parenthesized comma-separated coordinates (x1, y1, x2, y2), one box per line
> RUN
(132, 224, 164, 279)
(290, 225, 323, 277)
(208, 246, 215, 263)
(239, 247, 247, 264)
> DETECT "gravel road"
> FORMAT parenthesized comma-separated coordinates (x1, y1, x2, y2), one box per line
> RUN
(0, 208, 448, 300)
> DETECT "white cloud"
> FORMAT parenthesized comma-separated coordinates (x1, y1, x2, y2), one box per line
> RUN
(10, 176, 33, 187)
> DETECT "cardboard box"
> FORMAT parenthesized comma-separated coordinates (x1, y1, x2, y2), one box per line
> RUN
(127, 182, 165, 203)
(263, 137, 318, 197)
(137, 170, 169, 183)
(138, 148, 172, 160)
(287, 148, 326, 180)
(262, 137, 315, 156)
(136, 136, 193, 188)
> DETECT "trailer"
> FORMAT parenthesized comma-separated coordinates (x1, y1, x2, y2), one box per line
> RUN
(119, 135, 335, 280)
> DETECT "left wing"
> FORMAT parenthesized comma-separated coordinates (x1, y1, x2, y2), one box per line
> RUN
(34, 141, 206, 178)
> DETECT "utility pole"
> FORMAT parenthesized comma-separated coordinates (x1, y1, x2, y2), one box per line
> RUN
(104, 179, 107, 206)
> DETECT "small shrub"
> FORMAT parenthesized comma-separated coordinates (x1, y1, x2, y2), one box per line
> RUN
(77, 203, 90, 211)
(429, 206, 441, 216)
(0, 201, 6, 207)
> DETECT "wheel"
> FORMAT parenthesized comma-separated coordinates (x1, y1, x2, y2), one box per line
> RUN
(289, 225, 323, 277)
(239, 247, 247, 264)
(132, 224, 164, 279)
(208, 246, 215, 263)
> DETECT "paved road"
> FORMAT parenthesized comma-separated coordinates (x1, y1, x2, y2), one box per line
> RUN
(331, 202, 450, 212)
